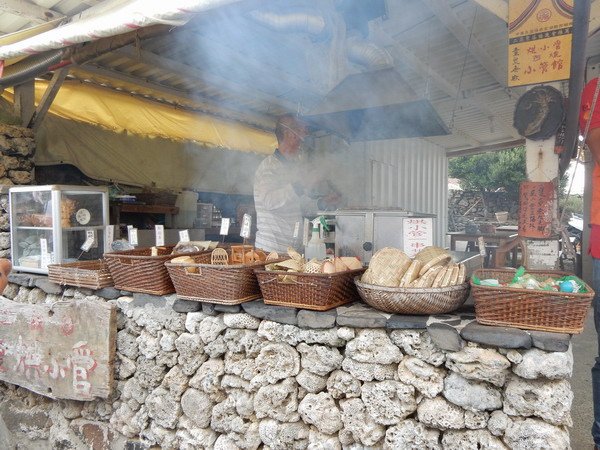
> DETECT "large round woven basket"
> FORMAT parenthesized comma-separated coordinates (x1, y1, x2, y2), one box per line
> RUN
(355, 277, 470, 314)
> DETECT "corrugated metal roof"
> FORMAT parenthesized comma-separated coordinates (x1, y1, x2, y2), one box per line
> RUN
(0, 0, 598, 151)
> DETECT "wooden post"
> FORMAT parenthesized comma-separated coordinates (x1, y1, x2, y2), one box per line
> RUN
(13, 79, 35, 128)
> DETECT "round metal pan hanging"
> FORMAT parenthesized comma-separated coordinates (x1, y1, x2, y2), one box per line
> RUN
(513, 85, 565, 140)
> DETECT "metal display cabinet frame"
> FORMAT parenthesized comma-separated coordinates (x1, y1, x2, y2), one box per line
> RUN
(9, 185, 110, 274)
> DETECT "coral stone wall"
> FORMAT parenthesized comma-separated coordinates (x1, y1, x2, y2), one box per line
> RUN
(0, 279, 574, 450)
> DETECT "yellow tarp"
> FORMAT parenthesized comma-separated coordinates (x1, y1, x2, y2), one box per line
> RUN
(2, 79, 277, 154)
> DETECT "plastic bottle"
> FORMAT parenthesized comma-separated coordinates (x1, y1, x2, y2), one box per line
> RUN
(305, 217, 326, 260)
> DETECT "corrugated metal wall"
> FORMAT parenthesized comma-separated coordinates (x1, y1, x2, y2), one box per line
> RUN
(353, 139, 448, 247)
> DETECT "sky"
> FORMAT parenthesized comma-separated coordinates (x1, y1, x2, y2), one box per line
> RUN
(565, 160, 585, 196)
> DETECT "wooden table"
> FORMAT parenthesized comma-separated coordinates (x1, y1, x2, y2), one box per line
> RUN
(448, 231, 518, 267)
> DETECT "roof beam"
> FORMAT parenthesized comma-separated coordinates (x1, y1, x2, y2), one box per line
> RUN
(29, 67, 69, 132)
(0, 0, 64, 23)
(446, 138, 525, 156)
(74, 63, 276, 131)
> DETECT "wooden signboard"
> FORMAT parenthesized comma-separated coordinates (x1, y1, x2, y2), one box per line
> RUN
(518, 181, 555, 238)
(508, 0, 573, 87)
(0, 297, 116, 400)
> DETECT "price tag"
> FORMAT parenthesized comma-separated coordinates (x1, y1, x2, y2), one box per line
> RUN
(240, 214, 252, 239)
(179, 229, 190, 243)
(220, 218, 231, 236)
(155, 224, 165, 246)
(81, 230, 95, 252)
(40, 238, 50, 269)
(129, 227, 138, 246)
(293, 221, 300, 239)
(105, 225, 114, 252)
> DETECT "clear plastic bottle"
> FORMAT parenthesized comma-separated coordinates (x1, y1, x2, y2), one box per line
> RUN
(305, 218, 326, 260)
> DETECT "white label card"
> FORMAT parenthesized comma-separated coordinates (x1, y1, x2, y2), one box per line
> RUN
(129, 228, 138, 246)
(105, 225, 114, 252)
(40, 238, 50, 269)
(240, 214, 252, 239)
(80, 229, 96, 251)
(155, 225, 165, 246)
(179, 229, 190, 243)
(220, 218, 231, 236)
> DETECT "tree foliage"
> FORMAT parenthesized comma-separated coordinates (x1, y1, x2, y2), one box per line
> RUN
(448, 146, 526, 195)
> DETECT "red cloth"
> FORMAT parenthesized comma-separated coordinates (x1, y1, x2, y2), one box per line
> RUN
(580, 78, 600, 132)
(590, 225, 600, 258)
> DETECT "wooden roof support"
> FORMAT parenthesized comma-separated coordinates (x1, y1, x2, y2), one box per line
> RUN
(14, 79, 34, 127)
(0, 0, 64, 23)
(29, 67, 69, 132)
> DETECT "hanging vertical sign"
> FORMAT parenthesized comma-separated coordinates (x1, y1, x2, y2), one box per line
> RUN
(508, 0, 573, 87)
(518, 181, 555, 238)
(402, 218, 433, 257)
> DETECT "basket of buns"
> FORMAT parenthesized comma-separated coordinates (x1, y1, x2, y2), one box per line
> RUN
(254, 248, 365, 311)
(355, 246, 470, 314)
(165, 247, 278, 305)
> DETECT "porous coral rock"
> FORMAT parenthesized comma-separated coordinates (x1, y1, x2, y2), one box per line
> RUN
(223, 328, 265, 356)
(254, 378, 299, 422)
(135, 356, 167, 389)
(337, 326, 355, 341)
(184, 311, 206, 333)
(190, 358, 224, 395)
(145, 387, 181, 429)
(341, 357, 396, 382)
(512, 347, 573, 380)
(252, 342, 300, 385)
(488, 410, 512, 436)
(118, 356, 137, 379)
(441, 429, 508, 449)
(443, 372, 503, 412)
(223, 312, 261, 329)
(296, 369, 328, 393)
(390, 330, 445, 366)
(465, 410, 489, 429)
(180, 388, 214, 428)
(161, 365, 189, 398)
(383, 419, 441, 450)
(417, 396, 465, 430)
(298, 392, 343, 434)
(258, 320, 344, 347)
(397, 356, 445, 398)
(224, 352, 259, 382)
(211, 397, 249, 434)
(339, 398, 385, 447)
(159, 329, 178, 352)
(297, 342, 343, 376)
(175, 333, 207, 375)
(361, 380, 417, 425)
(155, 350, 178, 368)
(445, 346, 511, 387)
(345, 329, 402, 365)
(308, 428, 342, 450)
(503, 418, 570, 450)
(204, 335, 228, 358)
(259, 419, 310, 450)
(198, 316, 227, 344)
(116, 330, 139, 360)
(327, 370, 362, 399)
(137, 330, 161, 359)
(176, 416, 218, 450)
(503, 377, 573, 426)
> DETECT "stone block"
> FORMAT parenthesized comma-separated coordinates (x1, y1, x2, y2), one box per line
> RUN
(70, 419, 115, 450)
(242, 299, 298, 325)
(172, 299, 201, 313)
(214, 304, 241, 313)
(94, 287, 121, 300)
(528, 330, 571, 352)
(201, 302, 218, 315)
(132, 293, 167, 308)
(386, 314, 428, 329)
(8, 272, 37, 287)
(427, 323, 464, 352)
(297, 309, 336, 329)
(460, 322, 532, 349)
(34, 277, 62, 295)
(336, 302, 390, 328)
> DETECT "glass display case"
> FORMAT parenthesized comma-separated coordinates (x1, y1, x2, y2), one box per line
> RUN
(9, 185, 109, 274)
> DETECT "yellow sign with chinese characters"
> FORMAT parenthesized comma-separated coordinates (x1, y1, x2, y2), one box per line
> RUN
(508, 0, 573, 87)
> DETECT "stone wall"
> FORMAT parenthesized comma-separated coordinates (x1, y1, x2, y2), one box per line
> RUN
(0, 277, 573, 449)
(0, 123, 36, 259)
(449, 190, 519, 232)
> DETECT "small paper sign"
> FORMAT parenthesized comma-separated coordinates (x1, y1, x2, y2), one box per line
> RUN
(155, 225, 165, 246)
(220, 218, 231, 236)
(240, 214, 252, 239)
(80, 229, 96, 251)
(179, 229, 190, 243)
(128, 228, 138, 246)
(105, 225, 114, 252)
(40, 238, 50, 269)
(293, 221, 300, 239)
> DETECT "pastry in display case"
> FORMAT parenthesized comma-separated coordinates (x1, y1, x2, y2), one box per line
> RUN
(9, 185, 109, 274)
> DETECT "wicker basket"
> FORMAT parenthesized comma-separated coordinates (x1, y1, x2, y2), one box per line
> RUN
(48, 260, 113, 290)
(470, 268, 594, 333)
(165, 253, 275, 304)
(355, 277, 470, 314)
(104, 246, 206, 295)
(254, 268, 365, 311)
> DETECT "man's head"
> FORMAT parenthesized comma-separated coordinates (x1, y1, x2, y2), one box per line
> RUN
(275, 114, 308, 158)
